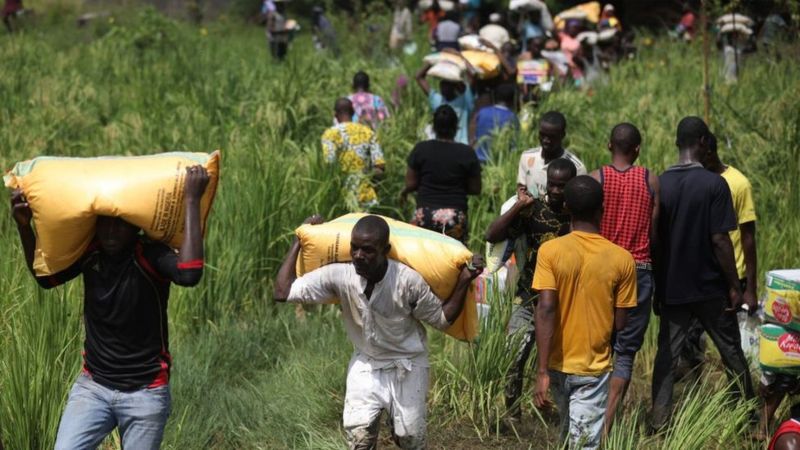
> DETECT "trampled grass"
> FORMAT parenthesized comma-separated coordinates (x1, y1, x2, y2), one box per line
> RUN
(0, 8, 798, 449)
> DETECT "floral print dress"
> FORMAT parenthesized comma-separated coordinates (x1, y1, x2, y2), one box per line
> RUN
(321, 122, 385, 211)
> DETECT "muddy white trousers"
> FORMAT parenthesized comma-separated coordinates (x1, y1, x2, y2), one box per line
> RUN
(343, 355, 429, 450)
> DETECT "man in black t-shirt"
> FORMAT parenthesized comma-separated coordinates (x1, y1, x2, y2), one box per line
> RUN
(11, 166, 210, 450)
(650, 116, 755, 430)
(485, 158, 577, 424)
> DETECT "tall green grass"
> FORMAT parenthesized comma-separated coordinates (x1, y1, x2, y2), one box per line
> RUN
(0, 9, 798, 449)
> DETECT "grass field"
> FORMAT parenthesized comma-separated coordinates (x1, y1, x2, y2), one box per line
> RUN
(0, 8, 799, 449)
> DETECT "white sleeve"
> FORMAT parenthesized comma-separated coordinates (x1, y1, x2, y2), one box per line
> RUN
(408, 271, 450, 331)
(516, 153, 527, 186)
(287, 265, 339, 304)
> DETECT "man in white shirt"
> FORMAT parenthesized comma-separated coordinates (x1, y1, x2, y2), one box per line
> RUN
(517, 110, 587, 198)
(273, 215, 483, 450)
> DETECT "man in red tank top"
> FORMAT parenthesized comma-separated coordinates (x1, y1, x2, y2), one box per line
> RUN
(590, 123, 661, 432)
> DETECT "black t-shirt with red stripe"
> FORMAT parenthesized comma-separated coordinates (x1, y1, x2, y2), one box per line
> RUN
(39, 239, 203, 391)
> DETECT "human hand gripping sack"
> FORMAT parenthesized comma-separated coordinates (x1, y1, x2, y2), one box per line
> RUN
(184, 165, 210, 201)
(10, 189, 32, 228)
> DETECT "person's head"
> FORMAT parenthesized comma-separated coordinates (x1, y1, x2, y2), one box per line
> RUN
(565, 19, 583, 37)
(444, 10, 459, 23)
(439, 79, 464, 101)
(565, 175, 604, 224)
(675, 116, 711, 158)
(275, 1, 286, 12)
(546, 158, 578, 209)
(495, 84, 516, 107)
(489, 12, 502, 24)
(352, 71, 370, 92)
(538, 111, 567, 155)
(334, 97, 355, 122)
(602, 3, 615, 17)
(350, 215, 391, 280)
(433, 104, 458, 140)
(96, 216, 140, 256)
(608, 122, 642, 161)
(527, 36, 545, 56)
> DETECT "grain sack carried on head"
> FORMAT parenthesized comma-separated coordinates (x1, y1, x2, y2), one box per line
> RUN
(764, 270, 800, 331)
(4, 151, 220, 276)
(427, 60, 465, 82)
(760, 324, 800, 375)
(295, 213, 478, 341)
(461, 50, 501, 79)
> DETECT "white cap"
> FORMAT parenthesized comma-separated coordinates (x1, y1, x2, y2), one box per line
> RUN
(603, 3, 615, 12)
(489, 13, 501, 23)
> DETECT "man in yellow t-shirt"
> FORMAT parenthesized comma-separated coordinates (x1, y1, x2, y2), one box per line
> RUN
(321, 98, 386, 212)
(532, 176, 637, 449)
(702, 134, 757, 304)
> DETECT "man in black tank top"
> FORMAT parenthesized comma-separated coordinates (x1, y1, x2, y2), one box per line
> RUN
(10, 165, 210, 450)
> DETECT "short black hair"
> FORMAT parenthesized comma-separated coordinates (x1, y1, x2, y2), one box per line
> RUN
(547, 158, 577, 179)
(353, 215, 390, 248)
(495, 84, 516, 106)
(334, 97, 354, 116)
(610, 122, 642, 154)
(353, 71, 370, 91)
(565, 175, 603, 222)
(676, 116, 710, 149)
(433, 105, 458, 140)
(540, 110, 567, 131)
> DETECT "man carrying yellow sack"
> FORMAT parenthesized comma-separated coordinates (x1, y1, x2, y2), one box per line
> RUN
(10, 165, 210, 450)
(274, 214, 483, 449)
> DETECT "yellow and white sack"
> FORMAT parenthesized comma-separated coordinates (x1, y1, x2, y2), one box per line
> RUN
(4, 151, 220, 276)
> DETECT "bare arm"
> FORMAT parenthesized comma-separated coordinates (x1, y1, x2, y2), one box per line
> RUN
(415, 63, 432, 96)
(10, 189, 36, 276)
(649, 172, 660, 264)
(589, 168, 601, 182)
(534, 289, 557, 408)
(178, 166, 210, 264)
(484, 188, 533, 242)
(440, 255, 484, 323)
(399, 167, 420, 205)
(373, 163, 386, 180)
(614, 307, 629, 332)
(740, 221, 757, 311)
(273, 215, 324, 302)
(711, 232, 743, 311)
(469, 111, 477, 147)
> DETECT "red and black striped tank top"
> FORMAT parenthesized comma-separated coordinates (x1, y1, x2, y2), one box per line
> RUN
(599, 165, 653, 264)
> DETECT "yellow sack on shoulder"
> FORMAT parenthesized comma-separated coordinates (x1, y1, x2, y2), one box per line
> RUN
(295, 213, 479, 341)
(4, 151, 220, 276)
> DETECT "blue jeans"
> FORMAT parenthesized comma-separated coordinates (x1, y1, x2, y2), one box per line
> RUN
(612, 268, 654, 381)
(55, 374, 171, 450)
(550, 371, 610, 450)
